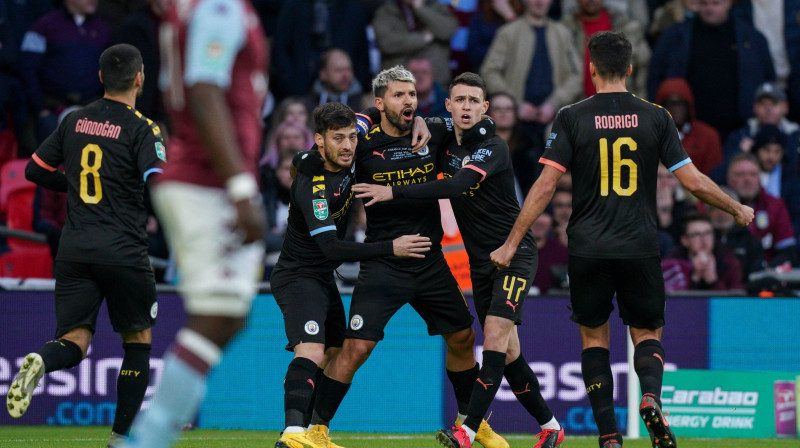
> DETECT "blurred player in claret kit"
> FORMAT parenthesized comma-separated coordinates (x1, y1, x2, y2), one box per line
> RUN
(9, 43, 164, 448)
(120, 0, 269, 447)
(490, 31, 753, 448)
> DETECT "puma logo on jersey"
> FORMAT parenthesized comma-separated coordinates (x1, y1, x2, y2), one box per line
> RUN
(373, 150, 387, 160)
(506, 300, 518, 312)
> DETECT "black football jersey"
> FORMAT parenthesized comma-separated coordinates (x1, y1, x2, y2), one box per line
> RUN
(356, 124, 448, 267)
(435, 122, 536, 265)
(541, 92, 690, 258)
(276, 151, 358, 273)
(34, 98, 165, 265)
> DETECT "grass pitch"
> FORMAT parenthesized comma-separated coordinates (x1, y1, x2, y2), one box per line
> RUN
(1, 427, 799, 448)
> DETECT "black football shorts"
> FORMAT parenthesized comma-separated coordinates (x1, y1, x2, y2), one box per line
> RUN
(271, 269, 346, 351)
(567, 255, 666, 329)
(470, 246, 537, 327)
(346, 251, 474, 341)
(54, 261, 157, 337)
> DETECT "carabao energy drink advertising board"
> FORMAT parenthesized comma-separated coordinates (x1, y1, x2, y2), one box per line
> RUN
(647, 370, 799, 438)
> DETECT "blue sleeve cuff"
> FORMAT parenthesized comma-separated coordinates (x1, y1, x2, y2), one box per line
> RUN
(143, 167, 163, 182)
(310, 225, 336, 236)
(668, 157, 692, 172)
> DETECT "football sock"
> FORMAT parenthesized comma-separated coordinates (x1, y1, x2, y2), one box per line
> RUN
(112, 343, 151, 435)
(634, 339, 665, 406)
(463, 350, 506, 433)
(581, 347, 618, 438)
(503, 354, 555, 426)
(599, 432, 623, 447)
(283, 357, 319, 430)
(304, 365, 323, 428)
(126, 329, 221, 448)
(447, 362, 479, 416)
(309, 374, 350, 427)
(38, 339, 83, 372)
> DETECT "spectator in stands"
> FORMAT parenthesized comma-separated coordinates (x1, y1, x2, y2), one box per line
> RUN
(480, 0, 582, 189)
(655, 78, 723, 176)
(269, 96, 311, 131)
(272, 0, 370, 99)
(560, 0, 651, 97)
(648, 0, 774, 140)
(19, 0, 112, 145)
(489, 92, 541, 193)
(666, 211, 743, 290)
(562, 0, 650, 25)
(32, 185, 66, 259)
(260, 121, 313, 234)
(708, 186, 765, 280)
(113, 0, 167, 124)
(732, 1, 800, 121)
(372, 0, 458, 87)
(551, 188, 572, 247)
(0, 0, 51, 150)
(713, 82, 800, 183)
(407, 55, 448, 118)
(530, 212, 567, 293)
(306, 48, 365, 111)
(752, 124, 800, 238)
(727, 153, 797, 265)
(648, 0, 699, 44)
(467, 0, 524, 71)
(264, 148, 298, 253)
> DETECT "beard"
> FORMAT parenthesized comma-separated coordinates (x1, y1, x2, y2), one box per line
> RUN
(385, 108, 413, 133)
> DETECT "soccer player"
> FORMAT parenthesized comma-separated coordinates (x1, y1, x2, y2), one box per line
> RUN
(9, 43, 165, 448)
(490, 31, 754, 448)
(272, 102, 432, 448)
(353, 72, 564, 448)
(305, 66, 508, 448)
(119, 1, 268, 448)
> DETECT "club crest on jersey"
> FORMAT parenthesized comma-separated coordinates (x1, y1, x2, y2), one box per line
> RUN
(350, 314, 364, 330)
(150, 302, 158, 319)
(462, 155, 471, 167)
(154, 141, 166, 161)
(305, 320, 320, 335)
(756, 210, 769, 229)
(417, 145, 430, 156)
(313, 199, 328, 220)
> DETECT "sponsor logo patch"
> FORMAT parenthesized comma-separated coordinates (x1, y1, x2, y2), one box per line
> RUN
(155, 141, 166, 161)
(313, 199, 328, 220)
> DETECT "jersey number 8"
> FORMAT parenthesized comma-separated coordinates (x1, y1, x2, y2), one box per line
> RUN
(80, 144, 103, 204)
(599, 137, 637, 197)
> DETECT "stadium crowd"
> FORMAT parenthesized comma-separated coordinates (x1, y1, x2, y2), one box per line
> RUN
(1, 0, 799, 292)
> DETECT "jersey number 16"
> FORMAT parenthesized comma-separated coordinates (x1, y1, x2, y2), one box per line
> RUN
(599, 137, 637, 197)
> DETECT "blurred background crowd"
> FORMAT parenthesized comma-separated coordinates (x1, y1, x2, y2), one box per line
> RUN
(1, 0, 799, 294)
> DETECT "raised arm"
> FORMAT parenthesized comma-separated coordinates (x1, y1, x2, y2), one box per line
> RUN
(673, 162, 754, 226)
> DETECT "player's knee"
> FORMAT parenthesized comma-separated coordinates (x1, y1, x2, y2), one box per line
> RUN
(121, 328, 152, 345)
(342, 339, 375, 365)
(445, 327, 475, 355)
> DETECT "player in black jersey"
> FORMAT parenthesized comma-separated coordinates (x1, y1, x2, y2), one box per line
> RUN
(271, 102, 432, 448)
(354, 72, 564, 448)
(306, 66, 507, 448)
(491, 32, 754, 448)
(8, 44, 165, 448)
(355, 72, 562, 448)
